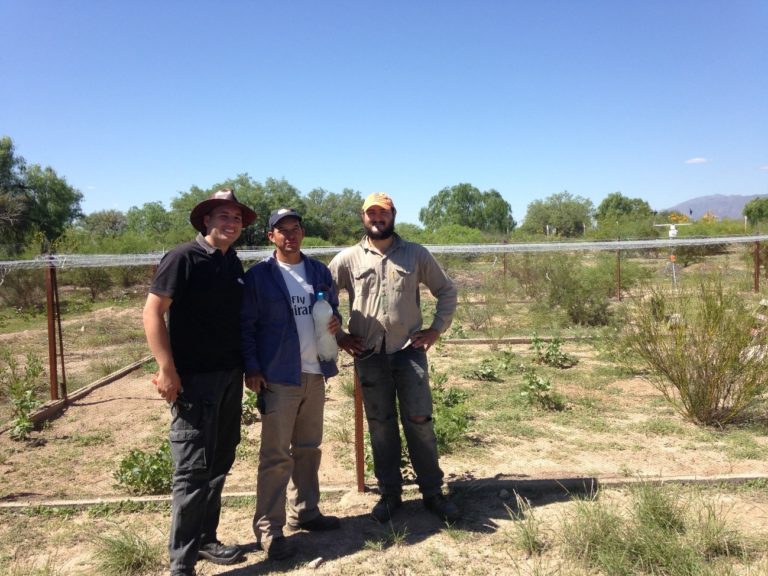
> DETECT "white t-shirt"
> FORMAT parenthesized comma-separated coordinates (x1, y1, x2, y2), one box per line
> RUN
(277, 260, 322, 375)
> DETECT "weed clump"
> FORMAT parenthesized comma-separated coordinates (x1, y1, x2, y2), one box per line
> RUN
(114, 442, 173, 495)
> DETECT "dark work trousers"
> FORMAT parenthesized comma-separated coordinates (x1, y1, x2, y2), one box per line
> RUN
(355, 346, 444, 497)
(168, 368, 243, 572)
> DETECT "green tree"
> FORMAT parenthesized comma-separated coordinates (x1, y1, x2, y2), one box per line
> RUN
(743, 197, 768, 226)
(0, 136, 30, 255)
(419, 183, 516, 233)
(593, 192, 657, 239)
(22, 164, 83, 250)
(595, 192, 653, 221)
(126, 202, 171, 237)
(170, 175, 305, 246)
(82, 209, 128, 238)
(303, 187, 364, 244)
(521, 191, 594, 237)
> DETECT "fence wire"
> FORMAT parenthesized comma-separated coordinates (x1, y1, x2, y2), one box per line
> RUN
(1, 237, 768, 502)
(0, 234, 765, 270)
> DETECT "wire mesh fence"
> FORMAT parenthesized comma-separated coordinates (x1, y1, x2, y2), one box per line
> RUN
(1, 236, 768, 502)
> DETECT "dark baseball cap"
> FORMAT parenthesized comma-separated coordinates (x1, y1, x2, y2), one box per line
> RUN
(268, 208, 302, 229)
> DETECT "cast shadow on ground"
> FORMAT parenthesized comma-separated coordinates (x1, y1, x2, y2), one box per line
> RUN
(214, 476, 599, 575)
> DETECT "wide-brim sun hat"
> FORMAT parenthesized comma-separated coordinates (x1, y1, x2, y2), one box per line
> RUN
(189, 188, 257, 233)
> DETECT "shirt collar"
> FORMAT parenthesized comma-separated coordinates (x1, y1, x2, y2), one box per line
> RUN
(196, 232, 220, 255)
(361, 233, 401, 255)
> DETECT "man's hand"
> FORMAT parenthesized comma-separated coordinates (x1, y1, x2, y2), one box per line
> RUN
(152, 367, 182, 403)
(337, 332, 365, 357)
(245, 372, 267, 394)
(410, 328, 440, 351)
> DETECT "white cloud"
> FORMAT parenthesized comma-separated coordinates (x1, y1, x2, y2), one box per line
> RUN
(685, 157, 710, 164)
(760, 165, 768, 172)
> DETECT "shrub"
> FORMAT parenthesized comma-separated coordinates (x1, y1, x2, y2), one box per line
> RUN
(1, 349, 45, 441)
(0, 268, 46, 312)
(530, 333, 578, 368)
(70, 267, 114, 301)
(520, 366, 566, 411)
(114, 442, 173, 495)
(431, 366, 470, 454)
(623, 276, 768, 426)
(464, 359, 500, 381)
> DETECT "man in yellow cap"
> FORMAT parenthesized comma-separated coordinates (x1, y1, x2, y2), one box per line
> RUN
(329, 192, 460, 524)
(143, 189, 256, 575)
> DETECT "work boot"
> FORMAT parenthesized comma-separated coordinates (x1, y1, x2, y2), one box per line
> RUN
(371, 493, 403, 523)
(265, 535, 296, 560)
(197, 541, 244, 565)
(423, 493, 461, 523)
(288, 512, 341, 531)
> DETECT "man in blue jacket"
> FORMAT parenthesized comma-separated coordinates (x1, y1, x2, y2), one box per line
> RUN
(241, 208, 342, 561)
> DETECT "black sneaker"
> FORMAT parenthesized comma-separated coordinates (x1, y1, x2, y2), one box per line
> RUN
(265, 535, 296, 560)
(288, 513, 341, 531)
(371, 493, 403, 523)
(423, 493, 461, 523)
(197, 541, 244, 565)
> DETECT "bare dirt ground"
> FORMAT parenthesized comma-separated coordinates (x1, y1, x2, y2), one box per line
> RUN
(2, 336, 768, 573)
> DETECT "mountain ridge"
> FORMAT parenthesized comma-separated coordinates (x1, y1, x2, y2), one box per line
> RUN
(664, 194, 767, 220)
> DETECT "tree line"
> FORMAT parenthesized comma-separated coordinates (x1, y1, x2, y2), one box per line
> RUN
(2, 135, 766, 259)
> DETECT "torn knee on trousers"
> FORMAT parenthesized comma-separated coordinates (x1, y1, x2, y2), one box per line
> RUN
(407, 415, 431, 424)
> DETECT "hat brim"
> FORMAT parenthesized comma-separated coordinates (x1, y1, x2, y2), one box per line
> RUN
(189, 199, 258, 233)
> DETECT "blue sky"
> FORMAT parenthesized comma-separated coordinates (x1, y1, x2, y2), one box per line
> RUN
(2, 0, 766, 226)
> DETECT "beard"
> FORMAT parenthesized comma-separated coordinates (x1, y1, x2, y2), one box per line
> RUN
(364, 218, 395, 240)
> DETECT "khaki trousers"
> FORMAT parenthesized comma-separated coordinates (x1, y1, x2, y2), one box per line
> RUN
(253, 372, 325, 543)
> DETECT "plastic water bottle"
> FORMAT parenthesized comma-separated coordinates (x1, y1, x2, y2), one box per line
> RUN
(313, 291, 338, 362)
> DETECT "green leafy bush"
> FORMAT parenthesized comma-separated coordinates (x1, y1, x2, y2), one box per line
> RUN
(1, 349, 44, 441)
(431, 366, 470, 454)
(114, 442, 173, 495)
(530, 333, 578, 368)
(623, 276, 768, 426)
(464, 359, 500, 381)
(520, 366, 566, 411)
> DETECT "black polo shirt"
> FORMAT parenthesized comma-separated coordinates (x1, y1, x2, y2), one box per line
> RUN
(149, 234, 245, 375)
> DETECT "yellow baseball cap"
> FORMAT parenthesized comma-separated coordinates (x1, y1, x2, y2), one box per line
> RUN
(362, 192, 395, 212)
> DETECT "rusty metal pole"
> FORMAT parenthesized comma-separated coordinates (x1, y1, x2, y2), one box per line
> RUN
(354, 367, 366, 492)
(754, 241, 760, 293)
(52, 263, 67, 399)
(45, 257, 59, 401)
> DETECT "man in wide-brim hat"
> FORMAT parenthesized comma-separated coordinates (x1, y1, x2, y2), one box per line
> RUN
(143, 188, 255, 575)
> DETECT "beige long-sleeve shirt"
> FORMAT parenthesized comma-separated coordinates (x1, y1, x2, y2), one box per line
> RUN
(329, 234, 457, 354)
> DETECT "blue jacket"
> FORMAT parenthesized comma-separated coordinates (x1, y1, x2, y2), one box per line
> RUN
(241, 253, 340, 385)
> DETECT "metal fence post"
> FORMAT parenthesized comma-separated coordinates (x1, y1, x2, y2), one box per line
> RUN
(45, 257, 59, 401)
(354, 367, 366, 492)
